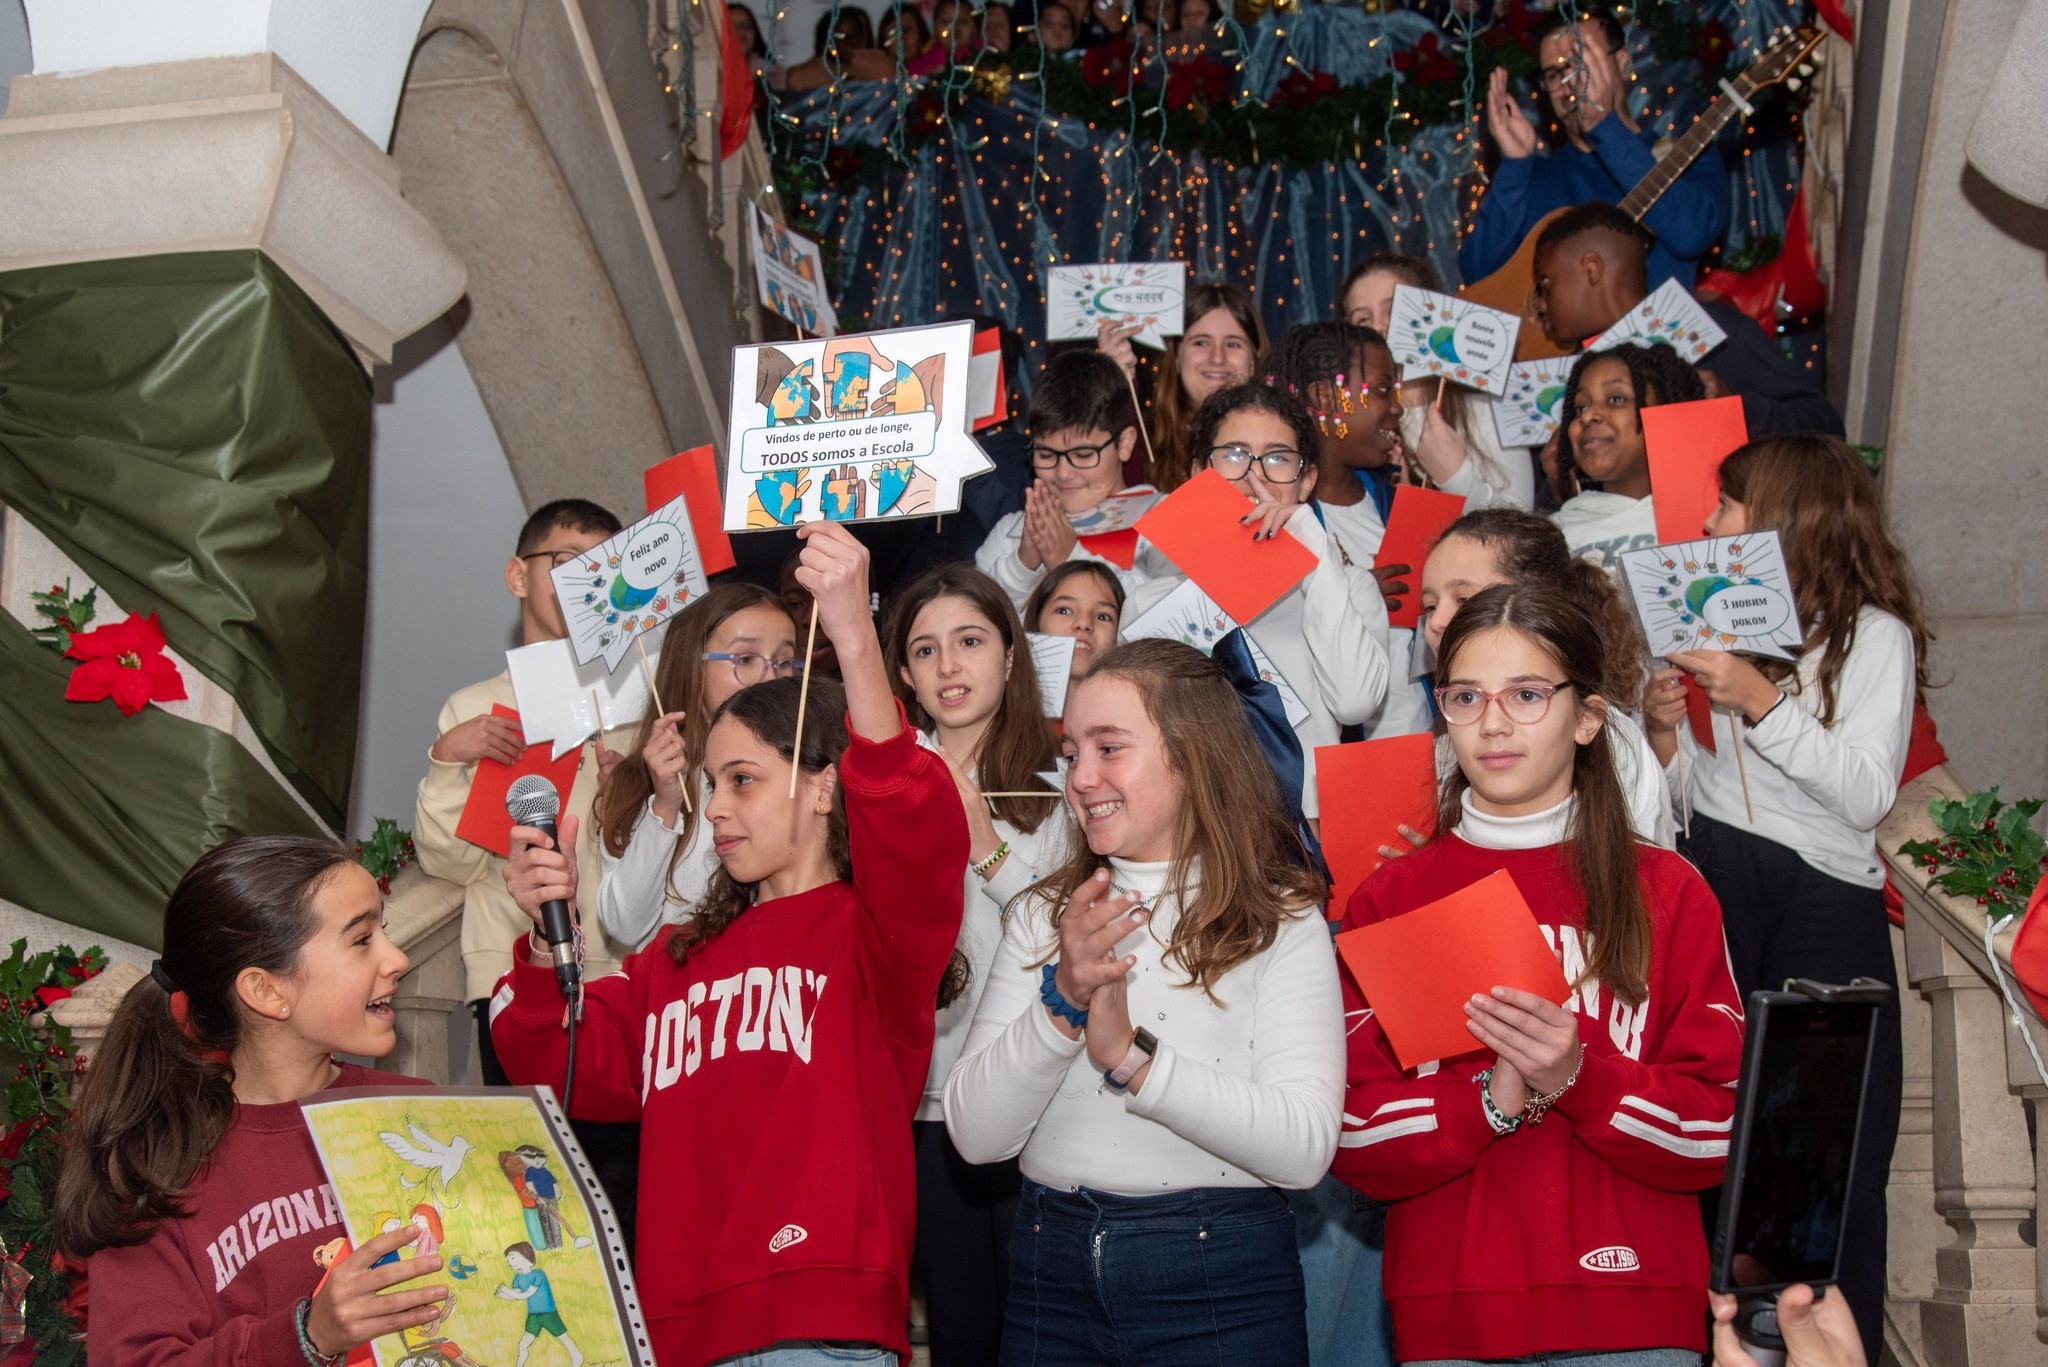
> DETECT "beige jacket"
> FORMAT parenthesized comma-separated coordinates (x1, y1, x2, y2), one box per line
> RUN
(413, 671, 634, 1000)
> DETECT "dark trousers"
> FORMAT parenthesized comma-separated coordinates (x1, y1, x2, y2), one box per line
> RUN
(1681, 816, 1901, 1364)
(913, 1119, 1020, 1367)
(1003, 1179, 1310, 1367)
(473, 1001, 640, 1258)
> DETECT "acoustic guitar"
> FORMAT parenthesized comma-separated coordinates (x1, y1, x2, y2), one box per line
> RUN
(1460, 26, 1826, 361)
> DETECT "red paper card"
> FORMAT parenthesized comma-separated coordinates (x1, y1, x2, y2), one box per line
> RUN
(971, 326, 1009, 432)
(454, 706, 585, 858)
(1077, 528, 1138, 570)
(1373, 486, 1467, 630)
(1133, 469, 1316, 624)
(1685, 676, 1718, 751)
(1334, 869, 1571, 1070)
(1316, 733, 1440, 915)
(1644, 397, 1748, 544)
(644, 446, 737, 575)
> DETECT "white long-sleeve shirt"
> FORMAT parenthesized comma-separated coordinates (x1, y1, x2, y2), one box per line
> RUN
(1665, 606, 1916, 888)
(595, 789, 716, 950)
(919, 775, 1073, 1122)
(1240, 504, 1393, 815)
(1319, 495, 1434, 740)
(943, 855, 1345, 1194)
(1552, 490, 1659, 572)
(973, 507, 1182, 614)
(1401, 404, 1537, 513)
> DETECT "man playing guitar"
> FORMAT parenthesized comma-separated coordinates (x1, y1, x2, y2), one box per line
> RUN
(1460, 9, 1726, 292)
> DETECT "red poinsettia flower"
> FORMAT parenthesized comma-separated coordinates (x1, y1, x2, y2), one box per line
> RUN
(0, 1119, 31, 1163)
(32, 986, 70, 1008)
(1079, 37, 1135, 95)
(63, 612, 186, 716)
(1392, 33, 1459, 86)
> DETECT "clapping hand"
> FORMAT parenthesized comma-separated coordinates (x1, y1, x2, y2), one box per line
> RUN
(1484, 67, 1538, 159)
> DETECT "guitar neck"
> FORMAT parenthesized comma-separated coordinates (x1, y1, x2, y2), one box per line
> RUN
(1617, 80, 1750, 222)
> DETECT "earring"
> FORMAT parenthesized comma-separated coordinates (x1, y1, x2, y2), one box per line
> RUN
(280, 1006, 291, 1019)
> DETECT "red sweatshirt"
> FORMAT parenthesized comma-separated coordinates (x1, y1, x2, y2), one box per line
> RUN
(1332, 833, 1743, 1361)
(85, 1063, 431, 1367)
(489, 713, 968, 1367)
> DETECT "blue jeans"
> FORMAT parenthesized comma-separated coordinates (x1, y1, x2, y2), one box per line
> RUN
(1003, 1179, 1310, 1366)
(1290, 1175, 1394, 1367)
(709, 1344, 894, 1366)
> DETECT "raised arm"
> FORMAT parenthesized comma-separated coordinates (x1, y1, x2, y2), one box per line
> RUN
(793, 519, 899, 743)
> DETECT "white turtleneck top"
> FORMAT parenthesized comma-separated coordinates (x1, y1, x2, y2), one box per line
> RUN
(943, 855, 1345, 1195)
(1455, 788, 1574, 849)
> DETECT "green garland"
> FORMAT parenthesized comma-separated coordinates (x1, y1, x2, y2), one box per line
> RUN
(1898, 788, 2045, 917)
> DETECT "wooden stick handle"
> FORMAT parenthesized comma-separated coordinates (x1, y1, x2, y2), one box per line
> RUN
(789, 599, 821, 799)
(1729, 708, 1755, 824)
(1123, 368, 1158, 476)
(635, 635, 689, 813)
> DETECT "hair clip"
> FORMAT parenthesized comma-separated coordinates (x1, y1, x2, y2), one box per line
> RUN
(1334, 416, 1350, 438)
(1336, 372, 1354, 413)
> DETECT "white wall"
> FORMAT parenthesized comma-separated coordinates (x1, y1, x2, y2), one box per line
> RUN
(348, 318, 529, 841)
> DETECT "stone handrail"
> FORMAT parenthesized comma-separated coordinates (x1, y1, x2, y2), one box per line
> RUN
(1879, 763, 2047, 1363)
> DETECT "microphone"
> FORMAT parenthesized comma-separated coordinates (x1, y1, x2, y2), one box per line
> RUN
(505, 776, 580, 996)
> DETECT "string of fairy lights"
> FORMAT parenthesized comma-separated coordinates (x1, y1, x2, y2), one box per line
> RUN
(663, 0, 1812, 355)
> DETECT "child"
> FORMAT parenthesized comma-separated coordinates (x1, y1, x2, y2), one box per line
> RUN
(1338, 253, 1535, 511)
(882, 563, 1067, 1365)
(1531, 203, 1843, 435)
(497, 1243, 585, 1367)
(1643, 435, 1926, 1363)
(1024, 558, 1124, 685)
(590, 583, 799, 949)
(493, 520, 969, 1367)
(974, 349, 1179, 611)
(513, 1145, 595, 1251)
(1551, 342, 1703, 570)
(1099, 280, 1268, 489)
(413, 499, 635, 1070)
(1334, 582, 1742, 1364)
(1275, 322, 1432, 738)
(944, 638, 1344, 1364)
(1419, 508, 1670, 846)
(56, 836, 443, 1364)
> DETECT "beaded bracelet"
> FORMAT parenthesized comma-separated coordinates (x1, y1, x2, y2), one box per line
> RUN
(295, 1299, 344, 1367)
(1474, 1066, 1522, 1136)
(1039, 963, 1088, 1028)
(971, 840, 1010, 881)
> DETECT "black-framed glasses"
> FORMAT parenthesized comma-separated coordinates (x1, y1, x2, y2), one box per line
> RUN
(1434, 681, 1574, 727)
(704, 652, 804, 685)
(1535, 45, 1623, 91)
(1207, 444, 1308, 483)
(519, 549, 585, 569)
(1031, 439, 1116, 470)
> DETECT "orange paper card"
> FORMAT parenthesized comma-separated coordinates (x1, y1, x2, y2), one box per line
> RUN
(644, 446, 737, 575)
(1316, 733, 1439, 915)
(1644, 397, 1748, 543)
(1373, 486, 1467, 630)
(1134, 469, 1316, 624)
(1334, 869, 1571, 1070)
(454, 705, 585, 858)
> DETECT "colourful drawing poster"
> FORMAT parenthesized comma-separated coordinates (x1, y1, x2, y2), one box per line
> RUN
(1066, 484, 1160, 537)
(1387, 285, 1520, 395)
(724, 321, 991, 531)
(301, 1087, 649, 1367)
(1618, 530, 1802, 662)
(750, 203, 837, 337)
(550, 493, 710, 670)
(1590, 279, 1728, 363)
(1491, 355, 1576, 448)
(1123, 578, 1309, 727)
(1643, 397, 1748, 543)
(1045, 262, 1188, 350)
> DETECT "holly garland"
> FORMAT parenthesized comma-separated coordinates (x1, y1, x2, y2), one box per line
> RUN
(0, 940, 106, 1366)
(354, 817, 418, 896)
(769, 1, 1811, 197)
(1898, 788, 2046, 917)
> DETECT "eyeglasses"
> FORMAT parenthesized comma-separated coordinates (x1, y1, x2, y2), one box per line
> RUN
(704, 652, 804, 685)
(519, 549, 586, 569)
(1536, 46, 1624, 91)
(1434, 681, 1574, 727)
(1031, 439, 1116, 470)
(1207, 445, 1308, 483)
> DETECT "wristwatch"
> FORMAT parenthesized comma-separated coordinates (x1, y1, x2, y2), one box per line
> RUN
(1103, 1028, 1158, 1093)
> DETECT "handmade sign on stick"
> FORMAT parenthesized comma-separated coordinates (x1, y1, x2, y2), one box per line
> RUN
(1387, 285, 1520, 395)
(1045, 262, 1188, 350)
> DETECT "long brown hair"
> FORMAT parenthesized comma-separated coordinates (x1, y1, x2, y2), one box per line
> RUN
(1438, 508, 1649, 709)
(1150, 282, 1268, 491)
(1031, 638, 1326, 999)
(56, 836, 357, 1257)
(1435, 583, 1651, 1005)
(592, 584, 793, 882)
(1715, 435, 1931, 726)
(883, 565, 1059, 831)
(661, 679, 975, 1009)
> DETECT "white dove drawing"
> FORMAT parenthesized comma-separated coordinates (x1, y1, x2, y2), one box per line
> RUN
(378, 1121, 473, 1208)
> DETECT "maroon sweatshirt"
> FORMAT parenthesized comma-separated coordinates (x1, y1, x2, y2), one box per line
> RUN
(86, 1063, 431, 1367)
